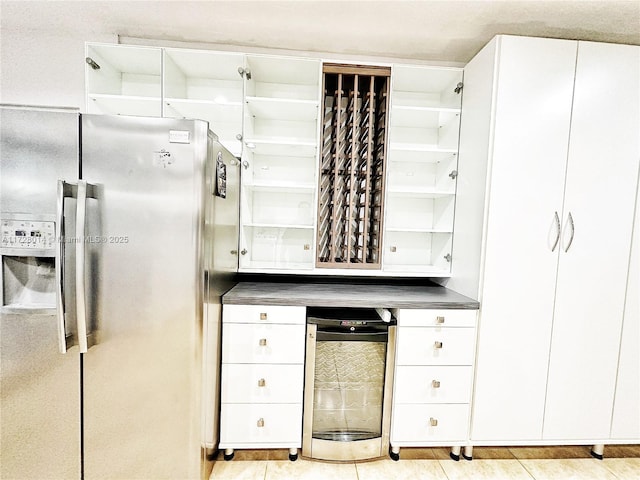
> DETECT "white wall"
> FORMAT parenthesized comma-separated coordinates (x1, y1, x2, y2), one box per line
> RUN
(0, 25, 114, 110)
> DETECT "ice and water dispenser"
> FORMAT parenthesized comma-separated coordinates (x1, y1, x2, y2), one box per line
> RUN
(1, 216, 57, 311)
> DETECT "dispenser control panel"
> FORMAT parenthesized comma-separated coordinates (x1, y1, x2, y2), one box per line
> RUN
(1, 219, 56, 251)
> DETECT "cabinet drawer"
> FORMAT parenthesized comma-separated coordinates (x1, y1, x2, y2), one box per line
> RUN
(221, 364, 304, 404)
(222, 323, 305, 364)
(391, 404, 470, 443)
(223, 304, 306, 325)
(396, 327, 475, 365)
(398, 309, 477, 328)
(220, 403, 303, 445)
(394, 366, 472, 404)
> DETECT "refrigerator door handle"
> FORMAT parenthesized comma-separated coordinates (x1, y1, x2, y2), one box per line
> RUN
(56, 180, 77, 354)
(75, 180, 97, 353)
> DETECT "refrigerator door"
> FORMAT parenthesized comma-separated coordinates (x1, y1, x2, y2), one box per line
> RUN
(0, 106, 81, 480)
(79, 115, 209, 479)
(201, 135, 240, 456)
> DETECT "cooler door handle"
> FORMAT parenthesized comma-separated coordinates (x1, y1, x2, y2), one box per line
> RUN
(56, 180, 77, 354)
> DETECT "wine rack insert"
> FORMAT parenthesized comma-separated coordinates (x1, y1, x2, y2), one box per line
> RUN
(316, 64, 391, 269)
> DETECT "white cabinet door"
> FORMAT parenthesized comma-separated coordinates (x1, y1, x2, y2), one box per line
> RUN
(543, 43, 640, 440)
(611, 176, 640, 440)
(470, 36, 578, 441)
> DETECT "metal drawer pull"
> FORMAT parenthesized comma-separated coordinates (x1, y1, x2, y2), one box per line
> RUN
(432, 380, 441, 388)
(436, 316, 445, 324)
(259, 338, 267, 346)
(430, 417, 438, 427)
(260, 312, 267, 320)
(258, 378, 266, 387)
(434, 341, 443, 349)
(257, 418, 265, 428)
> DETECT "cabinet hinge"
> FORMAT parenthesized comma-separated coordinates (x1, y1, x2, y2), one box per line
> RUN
(454, 82, 463, 94)
(237, 67, 252, 80)
(85, 57, 100, 70)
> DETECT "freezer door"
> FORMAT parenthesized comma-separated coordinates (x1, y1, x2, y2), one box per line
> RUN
(0, 106, 81, 480)
(79, 114, 208, 479)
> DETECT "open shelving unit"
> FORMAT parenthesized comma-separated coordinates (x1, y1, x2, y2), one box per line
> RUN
(85, 44, 163, 117)
(383, 65, 463, 275)
(238, 55, 321, 271)
(163, 49, 244, 157)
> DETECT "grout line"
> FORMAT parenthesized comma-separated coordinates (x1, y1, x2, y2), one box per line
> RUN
(436, 459, 451, 480)
(515, 458, 538, 480)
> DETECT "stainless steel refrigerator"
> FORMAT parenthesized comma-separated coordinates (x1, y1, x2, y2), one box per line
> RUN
(0, 106, 239, 479)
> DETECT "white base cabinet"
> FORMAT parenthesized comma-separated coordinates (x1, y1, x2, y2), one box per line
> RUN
(452, 35, 640, 446)
(219, 305, 306, 457)
(390, 309, 477, 454)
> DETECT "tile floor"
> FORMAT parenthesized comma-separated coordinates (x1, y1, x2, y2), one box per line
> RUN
(209, 445, 640, 479)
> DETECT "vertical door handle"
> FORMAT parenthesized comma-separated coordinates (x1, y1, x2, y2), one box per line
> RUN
(564, 212, 575, 253)
(75, 180, 97, 353)
(551, 211, 561, 252)
(56, 180, 77, 354)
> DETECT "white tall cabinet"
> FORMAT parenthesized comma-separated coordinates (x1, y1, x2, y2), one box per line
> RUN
(450, 35, 640, 445)
(611, 179, 640, 441)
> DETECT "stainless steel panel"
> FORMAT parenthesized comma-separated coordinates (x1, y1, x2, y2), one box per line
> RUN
(0, 106, 81, 480)
(201, 135, 239, 456)
(0, 313, 81, 479)
(80, 114, 209, 479)
(0, 106, 79, 215)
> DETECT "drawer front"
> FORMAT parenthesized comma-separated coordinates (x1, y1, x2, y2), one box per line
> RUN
(222, 323, 305, 364)
(391, 404, 470, 442)
(222, 364, 304, 404)
(396, 327, 475, 365)
(398, 309, 477, 328)
(223, 304, 306, 325)
(220, 403, 303, 445)
(394, 366, 472, 404)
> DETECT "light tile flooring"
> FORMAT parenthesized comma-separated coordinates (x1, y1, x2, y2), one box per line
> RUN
(210, 446, 640, 479)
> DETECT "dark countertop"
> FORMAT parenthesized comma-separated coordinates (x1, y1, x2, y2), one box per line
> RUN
(222, 282, 479, 309)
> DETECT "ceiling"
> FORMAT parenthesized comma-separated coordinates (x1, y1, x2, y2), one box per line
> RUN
(2, 0, 640, 64)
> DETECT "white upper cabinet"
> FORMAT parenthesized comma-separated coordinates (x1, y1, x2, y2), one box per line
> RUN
(238, 55, 321, 272)
(162, 49, 244, 157)
(384, 66, 463, 275)
(85, 44, 163, 117)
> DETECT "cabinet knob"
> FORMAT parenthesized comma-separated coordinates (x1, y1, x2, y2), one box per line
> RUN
(230, 250, 238, 255)
(257, 418, 264, 428)
(260, 312, 267, 320)
(432, 380, 441, 388)
(435, 316, 445, 324)
(240, 249, 248, 255)
(434, 341, 443, 349)
(259, 338, 267, 347)
(430, 417, 438, 427)
(390, 246, 397, 253)
(258, 378, 266, 387)
(303, 244, 310, 250)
